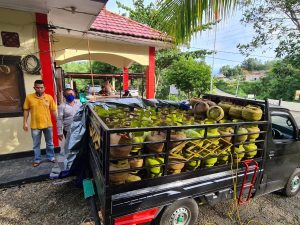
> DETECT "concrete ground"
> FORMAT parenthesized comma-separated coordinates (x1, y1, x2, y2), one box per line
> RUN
(0, 156, 54, 188)
(0, 179, 299, 225)
(0, 179, 89, 225)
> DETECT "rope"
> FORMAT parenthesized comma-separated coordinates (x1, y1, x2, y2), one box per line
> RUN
(227, 151, 242, 224)
(21, 54, 41, 74)
(225, 152, 265, 225)
(87, 37, 95, 100)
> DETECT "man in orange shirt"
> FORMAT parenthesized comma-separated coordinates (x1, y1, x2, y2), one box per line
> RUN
(23, 80, 57, 167)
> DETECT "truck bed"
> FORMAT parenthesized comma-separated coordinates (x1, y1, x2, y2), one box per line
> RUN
(86, 95, 269, 224)
(89, 138, 262, 219)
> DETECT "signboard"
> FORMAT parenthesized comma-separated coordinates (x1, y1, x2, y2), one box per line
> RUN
(65, 83, 71, 88)
(295, 90, 300, 100)
(247, 94, 255, 99)
(169, 85, 179, 95)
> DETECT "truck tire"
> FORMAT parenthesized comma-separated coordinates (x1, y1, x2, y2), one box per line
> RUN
(283, 169, 300, 197)
(158, 198, 199, 225)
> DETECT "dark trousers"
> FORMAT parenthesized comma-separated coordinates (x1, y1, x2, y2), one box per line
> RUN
(63, 129, 68, 138)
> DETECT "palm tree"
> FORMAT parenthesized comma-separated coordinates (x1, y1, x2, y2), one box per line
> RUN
(156, 0, 238, 44)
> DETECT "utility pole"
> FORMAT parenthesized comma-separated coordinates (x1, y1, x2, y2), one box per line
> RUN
(235, 73, 240, 96)
(210, 17, 221, 94)
(210, 23, 217, 94)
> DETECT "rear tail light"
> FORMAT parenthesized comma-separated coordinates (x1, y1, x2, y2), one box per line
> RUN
(114, 208, 159, 225)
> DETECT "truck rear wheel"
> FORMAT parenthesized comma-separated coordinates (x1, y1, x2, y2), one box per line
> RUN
(283, 169, 300, 197)
(158, 198, 198, 225)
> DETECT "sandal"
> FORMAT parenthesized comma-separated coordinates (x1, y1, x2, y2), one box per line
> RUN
(33, 162, 40, 167)
(48, 159, 56, 163)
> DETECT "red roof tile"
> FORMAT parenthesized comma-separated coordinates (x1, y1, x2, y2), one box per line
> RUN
(90, 8, 171, 42)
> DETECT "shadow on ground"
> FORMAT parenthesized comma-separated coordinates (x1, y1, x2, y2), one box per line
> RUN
(0, 179, 90, 225)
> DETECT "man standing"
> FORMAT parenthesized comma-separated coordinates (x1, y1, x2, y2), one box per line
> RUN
(57, 88, 81, 140)
(104, 80, 115, 95)
(23, 80, 57, 167)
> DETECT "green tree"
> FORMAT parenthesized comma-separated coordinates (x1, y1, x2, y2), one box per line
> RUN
(62, 61, 89, 73)
(238, 0, 300, 64)
(156, 0, 238, 43)
(62, 62, 90, 91)
(92, 61, 121, 74)
(156, 48, 212, 68)
(117, 1, 213, 99)
(240, 81, 265, 97)
(116, 0, 159, 28)
(118, 0, 227, 44)
(155, 48, 212, 91)
(263, 60, 278, 70)
(241, 58, 266, 71)
(62, 61, 120, 74)
(260, 61, 300, 100)
(153, 48, 211, 98)
(220, 65, 242, 78)
(165, 56, 211, 97)
(61, 61, 121, 91)
(229, 60, 300, 101)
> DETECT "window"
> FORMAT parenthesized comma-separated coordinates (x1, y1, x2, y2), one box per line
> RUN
(1, 32, 20, 48)
(271, 114, 295, 139)
(0, 55, 26, 117)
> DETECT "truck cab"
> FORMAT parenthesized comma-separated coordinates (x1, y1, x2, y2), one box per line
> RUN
(257, 106, 300, 196)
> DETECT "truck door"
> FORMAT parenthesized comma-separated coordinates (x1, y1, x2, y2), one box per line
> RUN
(262, 111, 300, 194)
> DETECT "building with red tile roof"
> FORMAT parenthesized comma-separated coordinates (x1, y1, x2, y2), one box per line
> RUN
(0, 2, 172, 155)
(90, 8, 171, 42)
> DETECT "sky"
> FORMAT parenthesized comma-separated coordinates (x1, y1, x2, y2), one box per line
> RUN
(106, 0, 276, 75)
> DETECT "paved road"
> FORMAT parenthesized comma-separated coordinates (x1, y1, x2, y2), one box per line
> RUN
(291, 111, 300, 122)
(215, 89, 236, 97)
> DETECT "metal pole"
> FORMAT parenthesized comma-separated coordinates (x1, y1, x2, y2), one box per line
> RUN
(87, 38, 95, 99)
(236, 73, 240, 96)
(142, 73, 144, 98)
(210, 22, 218, 94)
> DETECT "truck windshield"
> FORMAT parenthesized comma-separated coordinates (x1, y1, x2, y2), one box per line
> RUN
(271, 115, 295, 139)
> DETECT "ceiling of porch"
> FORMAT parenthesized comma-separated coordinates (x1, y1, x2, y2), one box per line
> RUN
(0, 0, 107, 32)
(53, 34, 150, 68)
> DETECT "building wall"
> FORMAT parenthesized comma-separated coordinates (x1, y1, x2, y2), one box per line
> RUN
(245, 71, 266, 81)
(0, 8, 46, 155)
(245, 75, 262, 81)
(53, 35, 150, 68)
